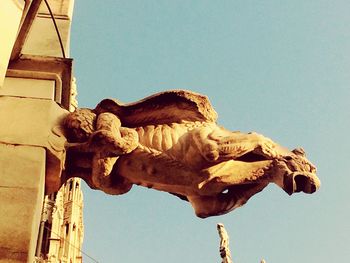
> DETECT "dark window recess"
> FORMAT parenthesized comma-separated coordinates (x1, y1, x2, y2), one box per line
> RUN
(65, 223, 69, 236)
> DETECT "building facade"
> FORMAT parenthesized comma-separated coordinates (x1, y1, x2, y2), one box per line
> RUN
(0, 1, 84, 262)
(36, 178, 84, 263)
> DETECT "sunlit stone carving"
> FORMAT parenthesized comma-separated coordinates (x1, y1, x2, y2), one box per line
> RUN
(63, 90, 320, 218)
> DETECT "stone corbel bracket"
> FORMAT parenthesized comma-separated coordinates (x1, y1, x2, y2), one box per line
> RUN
(0, 96, 68, 193)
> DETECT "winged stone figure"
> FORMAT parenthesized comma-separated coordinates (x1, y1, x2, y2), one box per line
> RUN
(63, 90, 320, 218)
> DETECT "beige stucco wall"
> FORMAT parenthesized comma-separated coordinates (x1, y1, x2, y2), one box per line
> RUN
(0, 96, 68, 193)
(0, 96, 67, 263)
(22, 0, 75, 57)
(1, 77, 56, 100)
(0, 0, 24, 86)
(0, 144, 45, 263)
(0, 1, 79, 262)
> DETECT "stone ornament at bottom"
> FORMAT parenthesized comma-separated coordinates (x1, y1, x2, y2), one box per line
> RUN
(62, 90, 320, 218)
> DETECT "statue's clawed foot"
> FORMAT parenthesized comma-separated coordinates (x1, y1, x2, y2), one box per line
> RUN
(188, 182, 269, 218)
(91, 155, 133, 195)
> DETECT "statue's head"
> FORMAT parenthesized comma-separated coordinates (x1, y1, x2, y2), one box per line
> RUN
(64, 109, 96, 142)
(274, 147, 319, 195)
(190, 146, 320, 218)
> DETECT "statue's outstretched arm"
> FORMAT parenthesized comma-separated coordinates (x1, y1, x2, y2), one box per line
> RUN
(88, 112, 138, 156)
(192, 126, 277, 162)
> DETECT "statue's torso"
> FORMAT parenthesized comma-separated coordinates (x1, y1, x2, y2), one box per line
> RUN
(133, 121, 217, 170)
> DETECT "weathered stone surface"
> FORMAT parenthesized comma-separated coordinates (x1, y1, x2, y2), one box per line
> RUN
(217, 223, 232, 263)
(63, 90, 320, 218)
(0, 0, 23, 86)
(1, 77, 56, 100)
(0, 144, 45, 263)
(0, 96, 69, 262)
(0, 96, 68, 193)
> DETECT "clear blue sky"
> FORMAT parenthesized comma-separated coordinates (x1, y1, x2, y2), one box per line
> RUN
(70, 1, 350, 262)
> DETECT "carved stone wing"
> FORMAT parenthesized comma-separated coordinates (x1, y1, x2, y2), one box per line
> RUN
(94, 90, 218, 127)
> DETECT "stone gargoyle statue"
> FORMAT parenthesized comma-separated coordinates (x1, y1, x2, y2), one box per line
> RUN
(63, 90, 320, 218)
